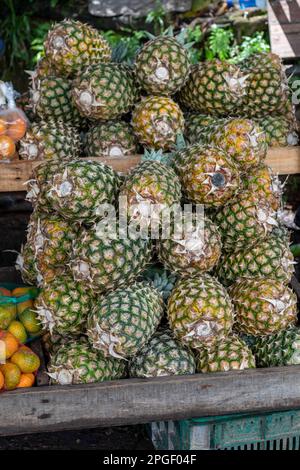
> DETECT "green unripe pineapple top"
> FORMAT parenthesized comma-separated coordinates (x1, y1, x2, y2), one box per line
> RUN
(135, 36, 191, 95)
(252, 327, 300, 367)
(87, 282, 164, 359)
(129, 329, 196, 378)
(196, 335, 256, 373)
(48, 339, 126, 385)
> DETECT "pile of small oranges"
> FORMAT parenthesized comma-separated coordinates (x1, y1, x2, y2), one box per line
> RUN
(0, 330, 41, 391)
(0, 286, 43, 343)
(0, 110, 27, 161)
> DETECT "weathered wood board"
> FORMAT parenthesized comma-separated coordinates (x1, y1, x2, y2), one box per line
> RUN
(0, 146, 299, 192)
(89, 0, 192, 17)
(268, 0, 300, 58)
(2, 365, 300, 436)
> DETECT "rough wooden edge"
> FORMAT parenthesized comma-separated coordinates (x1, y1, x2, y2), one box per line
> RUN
(0, 146, 300, 192)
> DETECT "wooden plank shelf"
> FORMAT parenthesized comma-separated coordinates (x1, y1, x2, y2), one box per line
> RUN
(0, 146, 300, 193)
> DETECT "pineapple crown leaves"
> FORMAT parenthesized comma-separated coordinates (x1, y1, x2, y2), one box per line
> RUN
(141, 134, 187, 166)
(143, 26, 195, 50)
(111, 41, 132, 65)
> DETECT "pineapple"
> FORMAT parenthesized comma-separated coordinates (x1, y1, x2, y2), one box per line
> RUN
(30, 76, 82, 126)
(19, 120, 81, 161)
(26, 159, 64, 210)
(87, 282, 164, 359)
(229, 278, 297, 336)
(131, 96, 184, 150)
(242, 164, 283, 211)
(37, 160, 120, 224)
(208, 118, 267, 172)
(16, 211, 78, 286)
(35, 275, 94, 335)
(32, 57, 58, 81)
(184, 113, 223, 144)
(214, 191, 278, 252)
(48, 339, 126, 385)
(44, 19, 111, 77)
(196, 336, 255, 373)
(129, 329, 196, 378)
(42, 331, 81, 357)
(252, 327, 300, 367)
(141, 266, 177, 301)
(135, 35, 190, 95)
(120, 149, 182, 229)
(216, 233, 294, 287)
(167, 275, 235, 348)
(174, 144, 240, 207)
(158, 214, 222, 276)
(70, 225, 152, 294)
(84, 120, 138, 159)
(255, 116, 299, 147)
(72, 63, 138, 120)
(178, 60, 247, 116)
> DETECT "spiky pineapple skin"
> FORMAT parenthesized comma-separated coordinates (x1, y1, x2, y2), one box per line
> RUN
(84, 120, 138, 158)
(252, 327, 300, 367)
(242, 164, 282, 211)
(209, 118, 267, 172)
(129, 329, 195, 378)
(174, 144, 240, 207)
(196, 336, 255, 373)
(229, 278, 298, 336)
(131, 96, 184, 150)
(31, 76, 82, 126)
(184, 113, 224, 144)
(167, 275, 235, 348)
(72, 63, 138, 120)
(44, 19, 111, 77)
(48, 339, 126, 385)
(158, 215, 222, 276)
(87, 282, 164, 359)
(70, 227, 152, 294)
(215, 191, 278, 252)
(35, 275, 94, 335)
(255, 115, 299, 147)
(216, 234, 294, 287)
(38, 160, 120, 224)
(178, 60, 247, 116)
(19, 120, 81, 161)
(135, 36, 190, 95)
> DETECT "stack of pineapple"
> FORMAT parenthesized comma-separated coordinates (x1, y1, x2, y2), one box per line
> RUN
(15, 19, 300, 384)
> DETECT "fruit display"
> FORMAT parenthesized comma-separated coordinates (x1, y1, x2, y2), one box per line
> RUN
(0, 286, 42, 343)
(1, 18, 298, 391)
(0, 330, 41, 391)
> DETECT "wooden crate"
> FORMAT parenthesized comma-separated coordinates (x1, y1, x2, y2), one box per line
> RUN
(268, 0, 300, 59)
(0, 146, 300, 193)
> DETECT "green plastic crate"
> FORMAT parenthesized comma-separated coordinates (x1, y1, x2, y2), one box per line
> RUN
(149, 410, 300, 450)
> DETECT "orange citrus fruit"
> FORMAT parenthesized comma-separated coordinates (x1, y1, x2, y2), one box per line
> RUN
(11, 345, 40, 373)
(17, 373, 35, 388)
(0, 362, 21, 390)
(0, 330, 19, 359)
(19, 308, 42, 335)
(0, 118, 7, 136)
(6, 115, 27, 141)
(0, 287, 11, 297)
(0, 370, 4, 390)
(8, 321, 27, 344)
(0, 135, 16, 159)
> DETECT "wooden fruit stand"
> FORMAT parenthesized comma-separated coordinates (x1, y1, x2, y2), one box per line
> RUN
(0, 147, 300, 438)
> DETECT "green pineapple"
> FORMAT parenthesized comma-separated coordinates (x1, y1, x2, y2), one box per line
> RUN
(174, 143, 240, 207)
(131, 96, 185, 151)
(84, 121, 138, 158)
(37, 160, 120, 224)
(44, 19, 111, 77)
(19, 120, 81, 161)
(30, 76, 82, 126)
(70, 226, 152, 294)
(196, 336, 255, 373)
(158, 214, 222, 276)
(229, 277, 298, 336)
(216, 233, 294, 287)
(167, 275, 235, 348)
(255, 116, 298, 147)
(26, 159, 64, 209)
(184, 113, 223, 144)
(48, 339, 126, 385)
(135, 35, 190, 95)
(87, 282, 164, 359)
(129, 329, 196, 378)
(35, 275, 94, 335)
(214, 191, 278, 252)
(72, 63, 138, 120)
(242, 164, 283, 211)
(252, 327, 300, 367)
(178, 60, 247, 116)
